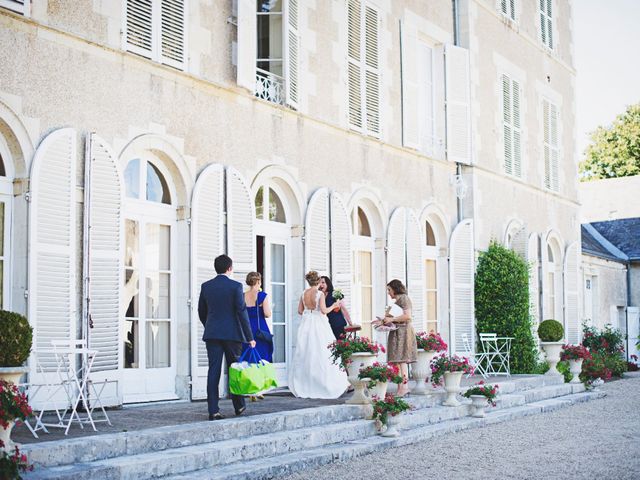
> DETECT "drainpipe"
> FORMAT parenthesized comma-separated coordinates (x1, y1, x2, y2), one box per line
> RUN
(626, 261, 632, 361)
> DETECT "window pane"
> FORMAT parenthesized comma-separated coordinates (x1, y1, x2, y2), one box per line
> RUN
(426, 292, 437, 321)
(0, 202, 4, 256)
(426, 320, 438, 334)
(145, 224, 171, 271)
(425, 221, 436, 246)
(255, 186, 264, 219)
(124, 319, 139, 368)
(124, 159, 140, 199)
(361, 286, 372, 325)
(271, 283, 285, 322)
(159, 225, 171, 270)
(125, 220, 139, 268)
(124, 270, 139, 317)
(273, 324, 286, 363)
(271, 243, 285, 283)
(360, 251, 372, 284)
(146, 162, 171, 204)
(425, 260, 437, 288)
(547, 244, 554, 262)
(146, 272, 171, 319)
(268, 188, 286, 223)
(358, 208, 371, 237)
(146, 321, 170, 368)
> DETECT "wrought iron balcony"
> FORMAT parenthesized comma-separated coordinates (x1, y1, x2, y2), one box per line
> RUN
(255, 68, 284, 106)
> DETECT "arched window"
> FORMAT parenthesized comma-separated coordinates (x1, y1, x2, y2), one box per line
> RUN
(545, 237, 562, 320)
(0, 151, 10, 309)
(353, 206, 371, 237)
(124, 158, 171, 204)
(255, 186, 286, 223)
(423, 219, 440, 333)
(351, 205, 375, 337)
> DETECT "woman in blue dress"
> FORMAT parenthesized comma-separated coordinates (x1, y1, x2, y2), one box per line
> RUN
(319, 275, 353, 339)
(244, 272, 273, 363)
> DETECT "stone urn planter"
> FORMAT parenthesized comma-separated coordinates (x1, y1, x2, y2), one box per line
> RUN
(368, 381, 388, 400)
(0, 420, 15, 452)
(568, 359, 584, 384)
(540, 342, 564, 376)
(345, 352, 378, 404)
(442, 371, 463, 407)
(0, 366, 29, 385)
(469, 395, 489, 418)
(380, 414, 401, 437)
(412, 349, 437, 395)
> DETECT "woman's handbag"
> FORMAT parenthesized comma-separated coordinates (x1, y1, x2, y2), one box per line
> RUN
(254, 300, 273, 345)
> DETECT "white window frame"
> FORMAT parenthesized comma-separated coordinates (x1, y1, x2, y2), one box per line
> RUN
(351, 206, 376, 339)
(347, 0, 381, 138)
(501, 73, 522, 178)
(0, 0, 29, 15)
(423, 231, 439, 334)
(0, 138, 15, 311)
(499, 0, 517, 22)
(123, 0, 188, 71)
(542, 97, 560, 192)
(539, 0, 554, 50)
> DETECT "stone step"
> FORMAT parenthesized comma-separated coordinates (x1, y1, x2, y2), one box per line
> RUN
(23, 374, 558, 469)
(24, 378, 591, 480)
(23, 404, 366, 468)
(164, 390, 606, 480)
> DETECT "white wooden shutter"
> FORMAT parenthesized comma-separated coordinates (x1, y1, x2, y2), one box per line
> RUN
(406, 211, 424, 330)
(364, 5, 380, 136)
(160, 0, 186, 68)
(84, 135, 123, 406)
(191, 164, 225, 399)
(445, 43, 471, 164)
(386, 208, 406, 283)
(564, 241, 580, 344)
(512, 79, 522, 177)
(125, 0, 153, 59)
(540, 0, 553, 49)
(305, 188, 330, 275)
(284, 0, 300, 109)
(347, 0, 363, 131)
(401, 21, 419, 149)
(0, 0, 28, 15)
(330, 192, 352, 311)
(528, 233, 540, 330)
(418, 42, 435, 155)
(502, 74, 521, 177)
(29, 128, 77, 375)
(237, 0, 257, 91)
(543, 99, 559, 191)
(510, 225, 527, 259)
(449, 219, 475, 354)
(226, 167, 256, 282)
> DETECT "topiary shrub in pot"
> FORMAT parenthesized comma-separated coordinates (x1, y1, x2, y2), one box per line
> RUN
(0, 311, 33, 384)
(538, 319, 564, 376)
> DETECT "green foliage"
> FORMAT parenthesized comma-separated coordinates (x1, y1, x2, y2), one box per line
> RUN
(557, 361, 572, 383)
(579, 103, 640, 180)
(0, 311, 33, 367)
(474, 241, 538, 373)
(538, 319, 564, 342)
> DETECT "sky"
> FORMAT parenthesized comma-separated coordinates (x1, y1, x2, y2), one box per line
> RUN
(573, 0, 640, 160)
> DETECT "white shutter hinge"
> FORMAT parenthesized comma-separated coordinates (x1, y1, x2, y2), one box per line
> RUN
(23, 289, 28, 299)
(227, 16, 238, 26)
(223, 211, 228, 225)
(187, 298, 192, 307)
(24, 191, 31, 202)
(186, 218, 192, 225)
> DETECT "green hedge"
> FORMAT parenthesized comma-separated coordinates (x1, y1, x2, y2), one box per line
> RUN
(475, 241, 538, 373)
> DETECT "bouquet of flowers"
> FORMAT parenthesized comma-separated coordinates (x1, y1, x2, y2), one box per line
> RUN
(430, 354, 474, 386)
(358, 362, 403, 388)
(328, 336, 385, 371)
(371, 393, 411, 427)
(332, 289, 344, 301)
(463, 381, 499, 406)
(372, 306, 397, 332)
(560, 344, 591, 361)
(415, 332, 448, 352)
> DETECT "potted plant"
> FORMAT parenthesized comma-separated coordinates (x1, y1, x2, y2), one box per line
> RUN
(0, 311, 33, 385)
(1, 380, 32, 454)
(328, 336, 385, 404)
(371, 393, 411, 437)
(358, 362, 402, 399)
(537, 319, 565, 376)
(0, 444, 32, 479)
(430, 354, 474, 406)
(412, 332, 448, 395)
(463, 381, 499, 417)
(561, 344, 591, 384)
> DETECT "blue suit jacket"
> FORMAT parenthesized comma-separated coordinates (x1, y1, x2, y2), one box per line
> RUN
(198, 275, 253, 343)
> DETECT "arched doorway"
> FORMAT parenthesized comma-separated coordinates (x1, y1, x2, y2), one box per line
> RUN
(254, 179, 295, 385)
(351, 205, 376, 339)
(544, 233, 563, 322)
(122, 155, 178, 401)
(0, 140, 14, 310)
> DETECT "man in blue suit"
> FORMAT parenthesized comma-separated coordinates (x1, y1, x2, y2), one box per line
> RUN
(198, 254, 255, 420)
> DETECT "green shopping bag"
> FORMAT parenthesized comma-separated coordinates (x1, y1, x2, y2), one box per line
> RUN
(229, 348, 278, 395)
(258, 360, 278, 390)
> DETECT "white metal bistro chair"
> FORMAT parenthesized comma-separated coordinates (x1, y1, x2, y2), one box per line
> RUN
(479, 333, 513, 377)
(461, 333, 489, 379)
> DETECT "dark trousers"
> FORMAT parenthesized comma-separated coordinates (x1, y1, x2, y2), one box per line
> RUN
(206, 339, 245, 415)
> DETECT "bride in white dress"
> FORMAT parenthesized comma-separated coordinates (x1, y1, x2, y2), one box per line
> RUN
(289, 271, 350, 399)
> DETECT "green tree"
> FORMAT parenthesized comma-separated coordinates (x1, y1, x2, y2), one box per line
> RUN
(474, 242, 538, 373)
(579, 103, 640, 180)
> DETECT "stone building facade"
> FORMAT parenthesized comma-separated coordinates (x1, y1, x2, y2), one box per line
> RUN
(0, 0, 580, 405)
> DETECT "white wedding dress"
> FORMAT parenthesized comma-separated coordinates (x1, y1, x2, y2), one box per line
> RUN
(289, 290, 349, 399)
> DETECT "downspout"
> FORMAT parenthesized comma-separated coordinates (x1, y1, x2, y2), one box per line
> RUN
(626, 260, 631, 361)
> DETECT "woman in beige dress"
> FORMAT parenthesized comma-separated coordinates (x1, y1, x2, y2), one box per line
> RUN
(382, 279, 418, 397)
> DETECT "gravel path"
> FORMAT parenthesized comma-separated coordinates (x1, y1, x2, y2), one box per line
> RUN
(282, 377, 640, 480)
